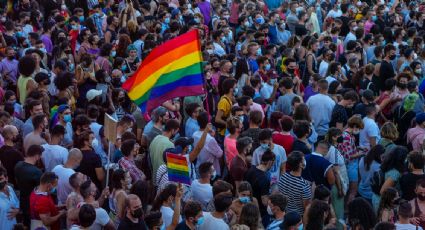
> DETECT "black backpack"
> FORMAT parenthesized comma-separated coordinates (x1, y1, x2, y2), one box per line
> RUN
(370, 169, 385, 194)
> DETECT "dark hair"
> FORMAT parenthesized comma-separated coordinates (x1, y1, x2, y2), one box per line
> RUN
(73, 130, 93, 149)
(164, 119, 180, 132)
(152, 183, 177, 211)
(239, 203, 260, 229)
(261, 149, 276, 163)
(408, 151, 425, 170)
(121, 139, 137, 157)
(398, 200, 413, 219)
(269, 193, 287, 211)
(236, 136, 253, 154)
(364, 145, 385, 171)
(348, 197, 377, 230)
(185, 103, 201, 117)
(280, 115, 294, 132)
(199, 162, 213, 178)
(144, 211, 162, 229)
(0, 167, 7, 178)
(287, 151, 304, 171)
(222, 78, 237, 95)
(26, 145, 44, 157)
(293, 120, 310, 138)
(183, 201, 203, 219)
(258, 128, 272, 141)
(293, 104, 311, 122)
(248, 110, 263, 125)
(380, 146, 408, 173)
(69, 172, 81, 189)
(197, 111, 209, 129)
(377, 187, 398, 220)
(51, 125, 66, 137)
(80, 180, 94, 199)
(112, 169, 126, 190)
(212, 180, 233, 196)
(32, 113, 46, 130)
(214, 193, 233, 212)
(269, 112, 283, 132)
(305, 200, 330, 230)
(314, 185, 331, 200)
(79, 204, 97, 227)
(130, 180, 151, 213)
(374, 222, 396, 230)
(281, 77, 294, 89)
(18, 55, 36, 77)
(55, 72, 74, 91)
(40, 172, 58, 185)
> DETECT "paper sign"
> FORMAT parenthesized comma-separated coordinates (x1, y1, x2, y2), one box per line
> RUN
(166, 153, 191, 185)
(104, 113, 117, 143)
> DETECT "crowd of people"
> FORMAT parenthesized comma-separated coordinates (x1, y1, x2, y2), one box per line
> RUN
(0, 0, 424, 229)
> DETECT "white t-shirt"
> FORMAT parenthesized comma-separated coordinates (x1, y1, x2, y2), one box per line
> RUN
(395, 223, 423, 230)
(191, 179, 213, 209)
(52, 165, 75, 205)
(198, 212, 229, 230)
(160, 206, 182, 228)
(41, 144, 68, 172)
(319, 61, 329, 78)
(252, 144, 287, 186)
(359, 117, 381, 149)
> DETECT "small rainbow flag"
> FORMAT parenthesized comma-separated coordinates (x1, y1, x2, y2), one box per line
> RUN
(166, 153, 191, 185)
(123, 29, 204, 113)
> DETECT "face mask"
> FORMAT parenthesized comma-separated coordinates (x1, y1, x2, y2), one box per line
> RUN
(389, 54, 396, 60)
(238, 116, 244, 123)
(121, 65, 127, 72)
(261, 143, 269, 150)
(64, 114, 72, 123)
(105, 76, 111, 83)
(223, 15, 230, 20)
(280, 23, 286, 30)
(415, 69, 422, 75)
(397, 82, 407, 89)
(79, 16, 85, 22)
(221, 36, 226, 43)
(196, 216, 205, 226)
(267, 205, 273, 215)
(352, 129, 360, 135)
(179, 15, 183, 21)
(256, 17, 265, 25)
(265, 64, 271, 71)
(132, 207, 143, 218)
(244, 21, 250, 27)
(211, 170, 217, 180)
(7, 55, 14, 60)
(372, 16, 377, 21)
(194, 18, 200, 23)
(164, 17, 170, 24)
(0, 180, 7, 190)
(256, 48, 262, 56)
(413, 53, 418, 60)
(233, 87, 239, 96)
(15, 31, 23, 38)
(239, 196, 251, 203)
(50, 187, 57, 194)
(337, 136, 343, 143)
(418, 194, 425, 201)
(111, 50, 116, 57)
(206, 49, 213, 55)
(302, 159, 307, 168)
(270, 78, 277, 85)
(71, 25, 79, 30)
(0, 17, 6, 23)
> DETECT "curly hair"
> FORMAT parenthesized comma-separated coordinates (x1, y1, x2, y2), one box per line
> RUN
(238, 203, 260, 230)
(116, 34, 132, 58)
(377, 187, 398, 221)
(305, 200, 330, 230)
(348, 197, 377, 230)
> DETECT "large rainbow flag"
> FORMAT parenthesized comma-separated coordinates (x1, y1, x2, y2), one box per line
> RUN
(123, 29, 205, 113)
(166, 153, 191, 185)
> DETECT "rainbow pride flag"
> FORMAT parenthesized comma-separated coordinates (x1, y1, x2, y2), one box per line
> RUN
(166, 153, 191, 185)
(123, 29, 204, 113)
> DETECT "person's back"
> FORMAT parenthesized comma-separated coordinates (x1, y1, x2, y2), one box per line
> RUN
(42, 143, 68, 172)
(199, 212, 229, 230)
(302, 142, 333, 188)
(306, 81, 335, 136)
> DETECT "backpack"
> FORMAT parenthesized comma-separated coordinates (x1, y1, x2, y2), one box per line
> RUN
(370, 169, 385, 194)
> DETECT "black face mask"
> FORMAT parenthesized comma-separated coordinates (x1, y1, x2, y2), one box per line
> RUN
(337, 136, 343, 143)
(397, 82, 407, 89)
(132, 207, 143, 219)
(418, 194, 425, 201)
(389, 54, 396, 60)
(287, 68, 295, 74)
(112, 78, 121, 87)
(7, 56, 14, 60)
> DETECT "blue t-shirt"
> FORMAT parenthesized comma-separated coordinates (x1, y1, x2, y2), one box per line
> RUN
(302, 153, 333, 188)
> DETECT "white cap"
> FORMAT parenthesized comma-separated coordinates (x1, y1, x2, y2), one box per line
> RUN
(86, 89, 102, 102)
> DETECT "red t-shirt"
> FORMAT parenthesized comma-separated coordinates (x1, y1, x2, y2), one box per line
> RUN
(30, 191, 60, 230)
(272, 132, 294, 155)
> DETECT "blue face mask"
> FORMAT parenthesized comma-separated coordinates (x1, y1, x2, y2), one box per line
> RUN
(194, 18, 200, 23)
(71, 25, 79, 30)
(121, 65, 127, 71)
(256, 17, 265, 25)
(239, 196, 251, 203)
(257, 48, 262, 56)
(164, 17, 170, 24)
(111, 50, 116, 57)
(15, 31, 23, 38)
(50, 187, 57, 194)
(270, 78, 277, 85)
(372, 15, 377, 22)
(211, 170, 217, 180)
(221, 36, 226, 43)
(196, 216, 205, 226)
(69, 63, 75, 72)
(79, 16, 85, 22)
(261, 143, 269, 150)
(265, 63, 271, 71)
(63, 114, 72, 123)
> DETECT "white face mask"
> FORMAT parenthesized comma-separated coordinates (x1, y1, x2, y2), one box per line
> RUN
(267, 205, 273, 215)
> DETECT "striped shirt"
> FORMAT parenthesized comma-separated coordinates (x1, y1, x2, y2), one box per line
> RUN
(278, 172, 312, 216)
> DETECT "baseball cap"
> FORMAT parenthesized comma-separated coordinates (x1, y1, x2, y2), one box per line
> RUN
(86, 89, 102, 102)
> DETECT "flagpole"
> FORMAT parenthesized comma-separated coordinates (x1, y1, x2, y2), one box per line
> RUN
(105, 141, 112, 188)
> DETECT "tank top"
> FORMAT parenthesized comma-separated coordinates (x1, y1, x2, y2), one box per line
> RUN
(17, 75, 34, 104)
(414, 198, 425, 229)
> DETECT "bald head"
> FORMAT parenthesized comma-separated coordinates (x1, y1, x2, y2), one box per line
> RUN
(67, 148, 83, 167)
(1, 125, 18, 141)
(126, 194, 142, 214)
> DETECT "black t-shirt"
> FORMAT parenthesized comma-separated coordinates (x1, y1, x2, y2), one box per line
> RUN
(292, 139, 311, 155)
(337, 15, 351, 37)
(378, 60, 395, 91)
(244, 166, 270, 216)
(117, 216, 147, 230)
(76, 149, 103, 189)
(400, 173, 425, 201)
(0, 145, 24, 186)
(175, 221, 192, 230)
(330, 104, 348, 128)
(14, 161, 42, 213)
